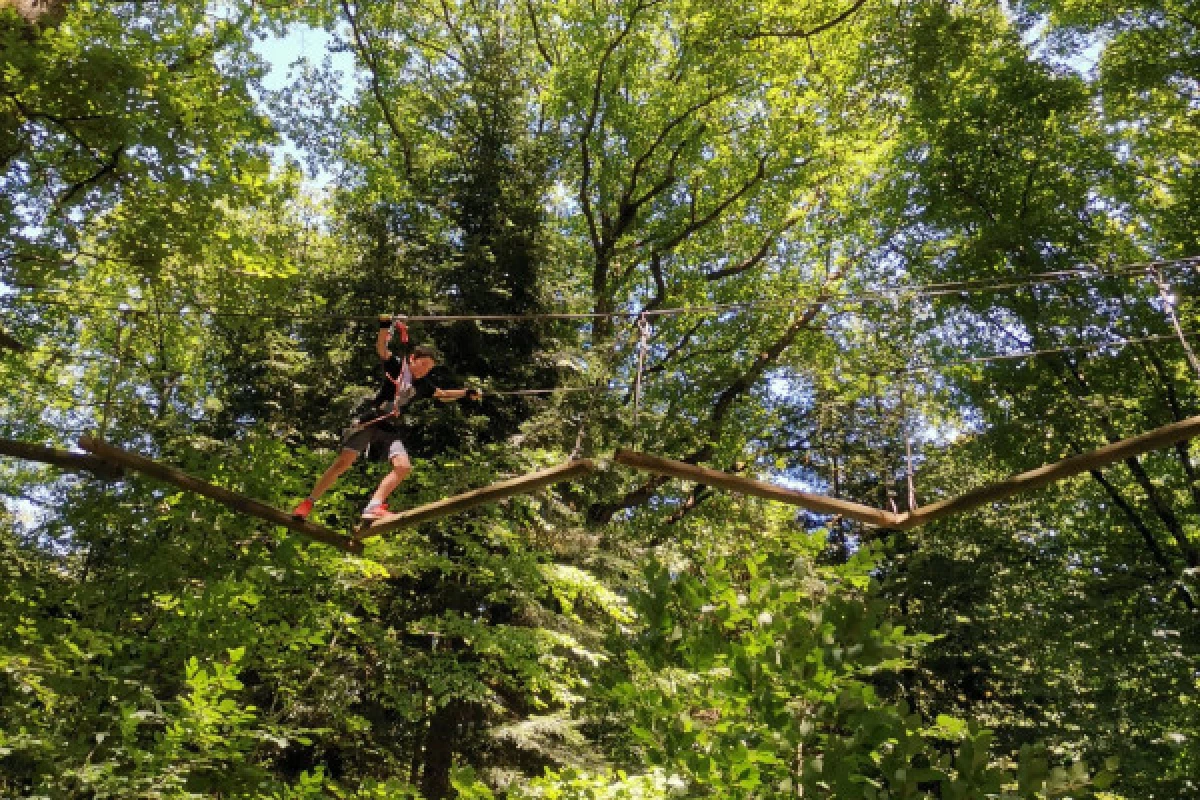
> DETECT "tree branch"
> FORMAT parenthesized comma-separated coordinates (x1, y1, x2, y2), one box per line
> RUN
(655, 154, 769, 255)
(646, 251, 668, 311)
(620, 87, 736, 215)
(55, 146, 122, 212)
(1134, 344, 1200, 513)
(579, 4, 646, 258)
(1052, 353, 1200, 567)
(705, 210, 802, 281)
(523, 0, 556, 66)
(742, 0, 869, 40)
(644, 319, 706, 375)
(339, 0, 414, 177)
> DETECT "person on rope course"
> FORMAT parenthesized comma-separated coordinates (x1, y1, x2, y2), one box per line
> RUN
(292, 315, 481, 522)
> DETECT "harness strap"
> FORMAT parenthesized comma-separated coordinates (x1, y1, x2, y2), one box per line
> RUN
(352, 356, 414, 434)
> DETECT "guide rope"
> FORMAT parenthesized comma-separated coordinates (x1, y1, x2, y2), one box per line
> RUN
(9, 255, 1200, 324)
(98, 311, 131, 438)
(632, 312, 652, 430)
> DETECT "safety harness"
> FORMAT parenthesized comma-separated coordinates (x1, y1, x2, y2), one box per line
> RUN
(350, 318, 415, 434)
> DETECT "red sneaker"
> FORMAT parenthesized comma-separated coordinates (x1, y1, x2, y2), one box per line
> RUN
(361, 503, 389, 520)
(291, 498, 314, 520)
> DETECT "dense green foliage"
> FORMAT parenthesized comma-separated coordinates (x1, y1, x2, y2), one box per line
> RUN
(2, 0, 1197, 797)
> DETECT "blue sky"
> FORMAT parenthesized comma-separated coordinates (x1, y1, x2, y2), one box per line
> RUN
(255, 24, 354, 93)
(253, 24, 357, 183)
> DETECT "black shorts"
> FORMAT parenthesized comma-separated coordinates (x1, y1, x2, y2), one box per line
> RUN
(339, 424, 409, 462)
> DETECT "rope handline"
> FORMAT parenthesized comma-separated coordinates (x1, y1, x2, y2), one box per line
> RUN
(632, 312, 651, 430)
(98, 312, 130, 438)
(864, 330, 1200, 378)
(7, 255, 1199, 325)
(20, 330, 1200, 409)
(489, 385, 619, 396)
(16, 326, 1200, 440)
(9, 254, 1198, 303)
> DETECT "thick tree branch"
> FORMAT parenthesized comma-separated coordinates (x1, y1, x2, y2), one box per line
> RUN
(55, 146, 122, 211)
(340, 0, 414, 177)
(742, 0, 868, 40)
(656, 154, 769, 255)
(705, 211, 802, 281)
(0, 438, 122, 480)
(523, 0, 556, 66)
(647, 252, 668, 311)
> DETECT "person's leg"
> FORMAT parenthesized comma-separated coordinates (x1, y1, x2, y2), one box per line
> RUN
(309, 448, 359, 500)
(368, 449, 412, 506)
(294, 446, 360, 518)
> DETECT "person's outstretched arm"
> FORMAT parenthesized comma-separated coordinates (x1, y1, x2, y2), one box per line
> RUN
(434, 387, 481, 403)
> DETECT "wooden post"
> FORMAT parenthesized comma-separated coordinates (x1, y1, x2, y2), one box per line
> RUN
(0, 437, 123, 480)
(614, 449, 903, 528)
(362, 460, 597, 539)
(78, 435, 361, 554)
(897, 414, 1200, 529)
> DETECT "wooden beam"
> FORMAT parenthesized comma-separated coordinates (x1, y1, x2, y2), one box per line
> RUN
(0, 437, 123, 480)
(614, 449, 902, 528)
(897, 413, 1200, 529)
(78, 435, 362, 554)
(362, 459, 597, 539)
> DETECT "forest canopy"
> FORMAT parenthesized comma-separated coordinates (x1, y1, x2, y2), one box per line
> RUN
(1, 0, 1197, 797)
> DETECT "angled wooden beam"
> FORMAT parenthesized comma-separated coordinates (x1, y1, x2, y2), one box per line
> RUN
(896, 413, 1200, 529)
(78, 435, 361, 554)
(361, 459, 597, 539)
(0, 437, 123, 480)
(614, 449, 902, 528)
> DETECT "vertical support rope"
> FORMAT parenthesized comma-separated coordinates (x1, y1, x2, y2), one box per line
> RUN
(632, 312, 652, 429)
(570, 316, 630, 460)
(898, 294, 919, 511)
(99, 310, 130, 438)
(898, 382, 918, 511)
(1150, 267, 1200, 380)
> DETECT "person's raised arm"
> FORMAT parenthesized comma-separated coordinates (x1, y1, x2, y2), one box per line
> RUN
(377, 315, 412, 361)
(376, 316, 393, 360)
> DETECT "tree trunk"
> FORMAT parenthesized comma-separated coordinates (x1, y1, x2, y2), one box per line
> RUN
(420, 701, 460, 799)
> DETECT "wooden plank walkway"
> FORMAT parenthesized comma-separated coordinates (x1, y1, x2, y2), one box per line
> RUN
(79, 436, 361, 553)
(614, 449, 902, 528)
(616, 413, 1200, 529)
(14, 413, 1200, 552)
(897, 413, 1200, 529)
(361, 459, 597, 539)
